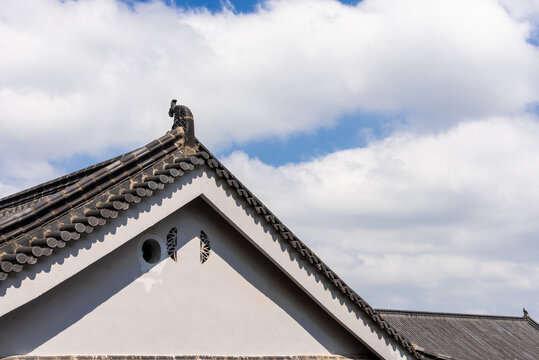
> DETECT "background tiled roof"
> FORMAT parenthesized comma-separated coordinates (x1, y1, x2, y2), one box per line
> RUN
(377, 309, 539, 360)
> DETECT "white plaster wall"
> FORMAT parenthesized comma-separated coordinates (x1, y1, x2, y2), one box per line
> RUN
(0, 169, 412, 360)
(0, 198, 371, 357)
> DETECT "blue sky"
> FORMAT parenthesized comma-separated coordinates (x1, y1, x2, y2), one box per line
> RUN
(1, 0, 539, 317)
(132, 0, 361, 13)
(228, 109, 397, 165)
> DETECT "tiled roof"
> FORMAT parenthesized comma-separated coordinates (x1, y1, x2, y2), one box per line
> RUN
(0, 127, 190, 269)
(0, 128, 421, 360)
(0, 154, 123, 218)
(377, 309, 539, 360)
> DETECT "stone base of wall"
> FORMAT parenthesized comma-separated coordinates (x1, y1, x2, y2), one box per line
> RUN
(2, 355, 377, 360)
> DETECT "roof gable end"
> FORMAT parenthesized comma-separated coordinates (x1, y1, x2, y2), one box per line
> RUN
(0, 131, 420, 360)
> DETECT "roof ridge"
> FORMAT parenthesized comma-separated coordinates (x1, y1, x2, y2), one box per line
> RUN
(376, 308, 527, 321)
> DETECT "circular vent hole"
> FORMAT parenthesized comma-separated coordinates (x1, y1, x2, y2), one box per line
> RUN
(142, 239, 161, 264)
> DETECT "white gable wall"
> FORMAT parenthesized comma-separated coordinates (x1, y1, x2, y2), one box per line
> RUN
(0, 169, 414, 360)
(0, 198, 371, 357)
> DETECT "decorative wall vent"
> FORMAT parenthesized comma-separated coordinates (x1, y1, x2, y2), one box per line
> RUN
(141, 239, 161, 264)
(200, 230, 211, 264)
(167, 227, 178, 261)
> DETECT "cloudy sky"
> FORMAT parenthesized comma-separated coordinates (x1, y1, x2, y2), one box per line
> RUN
(1, 0, 538, 316)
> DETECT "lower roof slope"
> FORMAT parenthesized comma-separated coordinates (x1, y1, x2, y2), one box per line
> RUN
(377, 309, 539, 360)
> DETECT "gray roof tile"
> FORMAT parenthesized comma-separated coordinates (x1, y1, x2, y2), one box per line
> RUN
(377, 309, 539, 360)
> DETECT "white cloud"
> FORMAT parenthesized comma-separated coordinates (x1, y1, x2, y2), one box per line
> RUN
(499, 0, 539, 24)
(0, 0, 538, 315)
(222, 117, 539, 314)
(0, 0, 537, 151)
